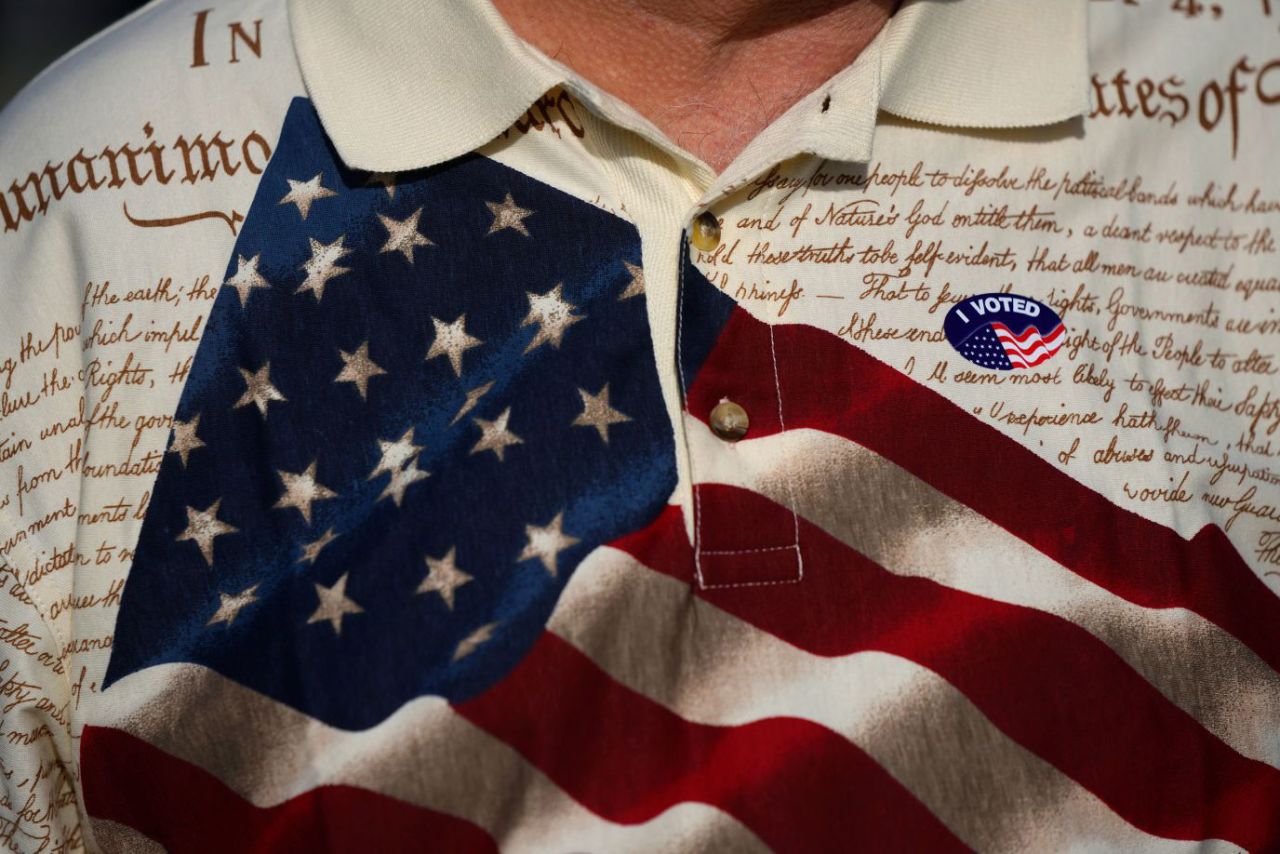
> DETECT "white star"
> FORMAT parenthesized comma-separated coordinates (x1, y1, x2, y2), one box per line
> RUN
(224, 253, 272, 308)
(453, 621, 500, 661)
(307, 572, 364, 636)
(335, 340, 387, 400)
(233, 362, 287, 416)
(298, 527, 340, 566)
(368, 427, 423, 481)
(417, 547, 473, 610)
(450, 381, 494, 426)
(365, 171, 398, 198)
(273, 460, 338, 525)
(485, 192, 534, 237)
(619, 261, 645, 300)
(470, 407, 523, 461)
(296, 235, 353, 301)
(278, 173, 337, 220)
(426, 314, 483, 377)
(378, 207, 433, 263)
(517, 511, 580, 577)
(207, 583, 260, 627)
(168, 414, 205, 466)
(378, 458, 430, 507)
(521, 283, 584, 353)
(571, 384, 632, 443)
(176, 498, 238, 566)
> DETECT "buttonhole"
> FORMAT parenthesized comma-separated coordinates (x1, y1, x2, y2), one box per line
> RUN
(820, 94, 831, 113)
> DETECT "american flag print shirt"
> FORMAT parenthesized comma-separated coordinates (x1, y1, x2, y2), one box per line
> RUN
(0, 0, 1278, 852)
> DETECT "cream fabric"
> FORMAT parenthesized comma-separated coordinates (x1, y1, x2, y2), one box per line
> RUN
(1, 0, 1278, 849)
(290, 0, 1089, 172)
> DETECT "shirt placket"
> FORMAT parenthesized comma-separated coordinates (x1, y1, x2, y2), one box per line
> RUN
(568, 91, 808, 590)
(675, 212, 804, 590)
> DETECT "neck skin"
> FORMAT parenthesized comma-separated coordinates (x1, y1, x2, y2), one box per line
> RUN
(489, 0, 896, 174)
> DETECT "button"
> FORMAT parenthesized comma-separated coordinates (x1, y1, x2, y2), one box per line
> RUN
(709, 398, 749, 441)
(690, 211, 721, 252)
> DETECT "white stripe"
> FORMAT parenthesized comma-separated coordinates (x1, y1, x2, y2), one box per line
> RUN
(1006, 348, 1059, 368)
(996, 331, 1062, 355)
(548, 545, 1244, 854)
(996, 334, 1060, 361)
(92, 663, 769, 854)
(683, 416, 1280, 769)
(995, 323, 1065, 353)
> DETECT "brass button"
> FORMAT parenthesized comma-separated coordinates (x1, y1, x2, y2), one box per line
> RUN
(709, 398, 748, 441)
(690, 211, 721, 252)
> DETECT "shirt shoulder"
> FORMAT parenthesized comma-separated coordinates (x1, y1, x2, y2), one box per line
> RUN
(0, 0, 302, 655)
(0, 0, 301, 247)
(2, 0, 298, 158)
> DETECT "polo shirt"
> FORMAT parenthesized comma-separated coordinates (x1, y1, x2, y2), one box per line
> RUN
(1, 0, 1278, 850)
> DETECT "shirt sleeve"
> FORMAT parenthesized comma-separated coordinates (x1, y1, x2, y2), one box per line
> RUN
(0, 533, 81, 851)
(0, 22, 146, 851)
(0, 1, 301, 847)
(0, 186, 91, 848)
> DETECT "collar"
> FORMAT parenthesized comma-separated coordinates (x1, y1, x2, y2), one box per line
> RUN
(286, 0, 1089, 174)
(879, 0, 1089, 129)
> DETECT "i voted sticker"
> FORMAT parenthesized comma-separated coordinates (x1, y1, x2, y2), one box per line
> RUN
(943, 293, 1065, 371)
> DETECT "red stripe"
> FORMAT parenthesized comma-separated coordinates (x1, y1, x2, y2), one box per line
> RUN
(81, 726, 498, 854)
(455, 632, 968, 853)
(1004, 348, 1057, 369)
(683, 305, 1280, 676)
(992, 323, 1064, 365)
(610, 494, 1280, 851)
(993, 321, 1064, 348)
(993, 326, 1063, 357)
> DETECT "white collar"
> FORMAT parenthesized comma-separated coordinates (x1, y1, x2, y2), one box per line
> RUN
(286, 0, 1089, 174)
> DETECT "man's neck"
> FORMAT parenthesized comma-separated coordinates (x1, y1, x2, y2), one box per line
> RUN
(489, 0, 896, 174)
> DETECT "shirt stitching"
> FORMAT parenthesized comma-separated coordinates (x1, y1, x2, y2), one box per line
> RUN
(674, 234, 706, 589)
(678, 234, 802, 590)
(700, 544, 795, 555)
(768, 321, 805, 583)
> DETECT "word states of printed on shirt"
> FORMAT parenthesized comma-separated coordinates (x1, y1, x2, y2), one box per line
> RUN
(0, 0, 1278, 852)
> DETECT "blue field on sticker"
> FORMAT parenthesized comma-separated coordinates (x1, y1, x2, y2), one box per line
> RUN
(943, 292, 1066, 371)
